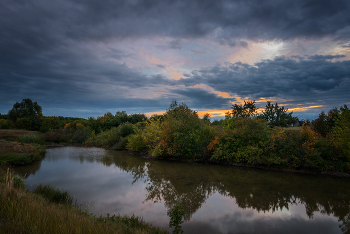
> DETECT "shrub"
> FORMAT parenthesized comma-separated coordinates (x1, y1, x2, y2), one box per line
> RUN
(126, 134, 148, 152)
(86, 123, 134, 148)
(16, 117, 32, 130)
(160, 102, 216, 158)
(40, 116, 62, 132)
(34, 184, 73, 205)
(118, 122, 134, 138)
(43, 129, 69, 143)
(212, 118, 269, 164)
(13, 175, 25, 189)
(16, 134, 44, 144)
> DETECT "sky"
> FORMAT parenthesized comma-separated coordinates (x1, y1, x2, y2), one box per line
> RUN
(1, 0, 350, 120)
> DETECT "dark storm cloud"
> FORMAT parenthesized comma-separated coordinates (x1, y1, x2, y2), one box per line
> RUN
(172, 88, 231, 109)
(179, 55, 350, 109)
(1, 0, 350, 117)
(2, 0, 350, 44)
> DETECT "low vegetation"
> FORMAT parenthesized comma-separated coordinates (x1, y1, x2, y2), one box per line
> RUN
(1, 98, 349, 174)
(0, 167, 167, 234)
(0, 131, 46, 166)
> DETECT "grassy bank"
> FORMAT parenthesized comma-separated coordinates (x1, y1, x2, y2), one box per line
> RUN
(0, 129, 46, 166)
(0, 167, 167, 234)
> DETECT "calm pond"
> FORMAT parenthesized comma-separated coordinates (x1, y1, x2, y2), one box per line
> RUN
(15, 146, 350, 234)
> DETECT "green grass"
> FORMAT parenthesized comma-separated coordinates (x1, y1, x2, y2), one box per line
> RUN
(0, 150, 44, 166)
(16, 134, 45, 144)
(34, 184, 73, 205)
(0, 167, 168, 234)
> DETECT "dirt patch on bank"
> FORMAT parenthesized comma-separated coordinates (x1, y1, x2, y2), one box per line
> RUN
(0, 130, 42, 156)
(0, 139, 38, 156)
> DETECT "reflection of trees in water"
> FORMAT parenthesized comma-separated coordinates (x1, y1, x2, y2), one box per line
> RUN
(110, 155, 350, 233)
(14, 158, 44, 178)
(48, 148, 350, 233)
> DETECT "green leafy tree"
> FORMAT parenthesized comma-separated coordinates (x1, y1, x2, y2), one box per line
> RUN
(259, 101, 297, 127)
(311, 108, 339, 137)
(161, 101, 215, 158)
(230, 100, 257, 118)
(331, 105, 350, 167)
(8, 98, 43, 130)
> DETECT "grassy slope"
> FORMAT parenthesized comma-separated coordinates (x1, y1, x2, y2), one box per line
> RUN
(0, 167, 167, 234)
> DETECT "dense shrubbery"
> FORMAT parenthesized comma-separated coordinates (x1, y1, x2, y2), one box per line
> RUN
(86, 122, 134, 148)
(127, 102, 216, 159)
(210, 105, 350, 172)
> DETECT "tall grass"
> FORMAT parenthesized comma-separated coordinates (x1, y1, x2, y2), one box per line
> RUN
(0, 167, 168, 234)
(16, 134, 44, 144)
(34, 184, 73, 205)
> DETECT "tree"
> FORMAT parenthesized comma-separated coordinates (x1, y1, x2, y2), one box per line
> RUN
(230, 100, 257, 118)
(8, 98, 43, 130)
(259, 101, 297, 127)
(311, 108, 339, 137)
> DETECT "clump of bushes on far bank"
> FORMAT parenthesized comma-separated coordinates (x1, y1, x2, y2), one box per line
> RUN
(86, 122, 134, 148)
(209, 104, 350, 172)
(127, 101, 216, 159)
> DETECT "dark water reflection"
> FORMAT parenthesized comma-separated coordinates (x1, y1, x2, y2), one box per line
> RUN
(14, 146, 350, 234)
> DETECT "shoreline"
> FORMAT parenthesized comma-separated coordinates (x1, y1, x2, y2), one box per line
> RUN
(126, 149, 350, 178)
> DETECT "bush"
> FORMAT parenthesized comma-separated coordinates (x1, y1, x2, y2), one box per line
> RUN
(118, 122, 134, 138)
(127, 102, 216, 159)
(34, 184, 73, 205)
(160, 102, 216, 158)
(43, 129, 69, 143)
(126, 134, 148, 152)
(16, 134, 44, 144)
(13, 175, 25, 189)
(86, 123, 135, 148)
(212, 118, 269, 164)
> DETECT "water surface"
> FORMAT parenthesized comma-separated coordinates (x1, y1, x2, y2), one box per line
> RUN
(15, 146, 350, 234)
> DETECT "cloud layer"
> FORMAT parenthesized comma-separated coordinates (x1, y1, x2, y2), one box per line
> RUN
(1, 0, 350, 118)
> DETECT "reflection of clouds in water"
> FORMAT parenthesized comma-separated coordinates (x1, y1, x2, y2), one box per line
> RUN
(183, 214, 341, 234)
(188, 192, 341, 234)
(16, 147, 350, 234)
(45, 146, 109, 163)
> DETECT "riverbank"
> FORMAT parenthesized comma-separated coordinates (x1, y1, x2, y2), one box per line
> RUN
(0, 130, 168, 233)
(0, 130, 46, 166)
(127, 149, 350, 178)
(0, 167, 168, 234)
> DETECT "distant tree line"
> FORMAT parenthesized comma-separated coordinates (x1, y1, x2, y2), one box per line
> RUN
(1, 98, 349, 173)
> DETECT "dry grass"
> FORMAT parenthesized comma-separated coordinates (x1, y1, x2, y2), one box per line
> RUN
(0, 129, 41, 139)
(0, 167, 167, 234)
(0, 129, 45, 165)
(0, 139, 38, 156)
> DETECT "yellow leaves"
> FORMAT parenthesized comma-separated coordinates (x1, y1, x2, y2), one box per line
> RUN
(207, 136, 220, 151)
